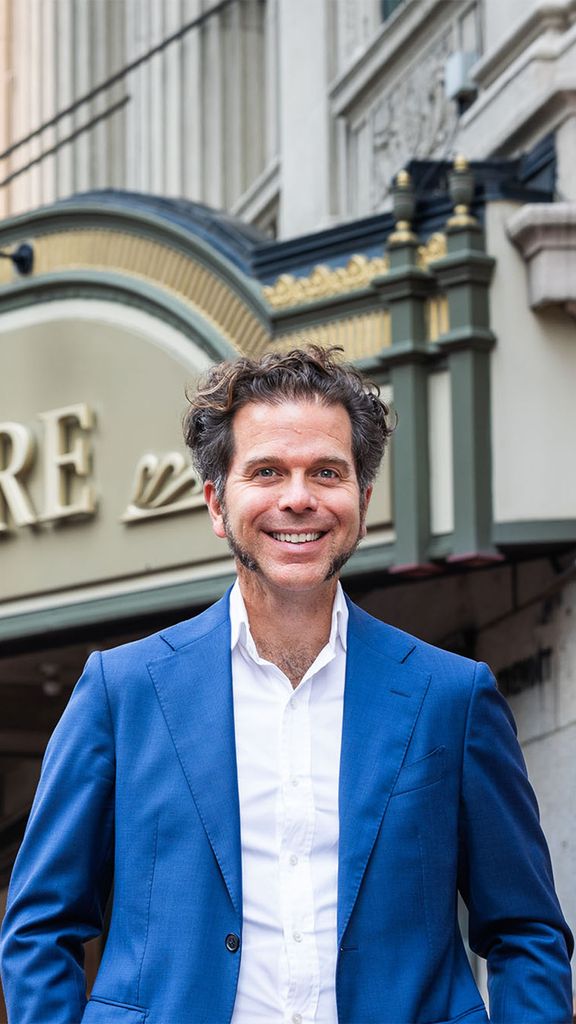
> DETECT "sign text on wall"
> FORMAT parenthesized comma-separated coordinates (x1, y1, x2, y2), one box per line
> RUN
(0, 403, 204, 535)
(0, 403, 97, 532)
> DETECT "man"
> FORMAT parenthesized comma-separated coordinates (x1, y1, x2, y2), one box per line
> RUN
(1, 346, 573, 1023)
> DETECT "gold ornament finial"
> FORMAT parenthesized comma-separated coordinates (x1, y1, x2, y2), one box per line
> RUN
(447, 155, 477, 228)
(388, 168, 417, 245)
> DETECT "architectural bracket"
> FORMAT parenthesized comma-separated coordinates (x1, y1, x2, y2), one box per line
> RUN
(507, 202, 576, 318)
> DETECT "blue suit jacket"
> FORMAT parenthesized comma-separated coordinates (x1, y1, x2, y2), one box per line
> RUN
(1, 593, 573, 1024)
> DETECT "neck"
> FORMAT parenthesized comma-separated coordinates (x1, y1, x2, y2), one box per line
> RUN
(237, 571, 338, 687)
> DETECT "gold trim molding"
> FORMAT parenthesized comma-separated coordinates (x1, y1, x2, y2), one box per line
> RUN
(417, 232, 447, 268)
(29, 229, 268, 357)
(273, 309, 391, 360)
(426, 295, 449, 342)
(263, 235, 446, 310)
(263, 254, 390, 309)
(0, 226, 446, 362)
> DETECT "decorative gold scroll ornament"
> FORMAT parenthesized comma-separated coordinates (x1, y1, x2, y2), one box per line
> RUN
(417, 232, 447, 267)
(121, 452, 204, 523)
(262, 236, 446, 311)
(263, 254, 389, 309)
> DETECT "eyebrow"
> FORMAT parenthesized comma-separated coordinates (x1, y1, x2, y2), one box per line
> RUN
(241, 455, 353, 474)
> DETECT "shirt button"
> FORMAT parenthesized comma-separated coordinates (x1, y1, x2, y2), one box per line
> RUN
(289, 854, 298, 866)
(291, 777, 299, 787)
(292, 930, 303, 943)
(225, 932, 240, 953)
(292, 1015, 303, 1024)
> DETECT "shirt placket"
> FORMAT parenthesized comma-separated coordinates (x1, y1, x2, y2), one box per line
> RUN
(279, 680, 320, 1024)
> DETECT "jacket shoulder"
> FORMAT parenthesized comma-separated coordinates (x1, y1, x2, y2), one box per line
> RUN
(346, 597, 479, 681)
(98, 591, 230, 676)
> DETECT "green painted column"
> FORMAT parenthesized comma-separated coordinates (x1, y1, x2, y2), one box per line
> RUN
(370, 172, 437, 573)
(432, 159, 498, 561)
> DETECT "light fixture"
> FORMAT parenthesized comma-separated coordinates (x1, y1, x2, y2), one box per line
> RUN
(0, 242, 34, 275)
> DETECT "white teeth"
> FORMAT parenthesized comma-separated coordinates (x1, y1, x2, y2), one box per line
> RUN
(271, 532, 322, 544)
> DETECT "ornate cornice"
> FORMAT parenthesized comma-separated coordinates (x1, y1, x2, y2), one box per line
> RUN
(262, 254, 390, 309)
(262, 235, 446, 310)
(0, 219, 448, 361)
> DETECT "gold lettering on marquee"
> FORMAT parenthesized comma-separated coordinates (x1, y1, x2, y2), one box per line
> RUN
(121, 452, 204, 523)
(37, 403, 97, 522)
(0, 423, 37, 531)
(0, 406, 206, 536)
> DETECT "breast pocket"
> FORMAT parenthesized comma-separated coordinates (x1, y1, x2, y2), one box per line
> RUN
(81, 997, 148, 1023)
(391, 745, 446, 797)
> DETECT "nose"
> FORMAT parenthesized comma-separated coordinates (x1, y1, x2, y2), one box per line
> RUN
(277, 473, 318, 513)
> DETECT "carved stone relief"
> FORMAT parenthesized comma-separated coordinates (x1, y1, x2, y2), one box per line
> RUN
(349, 26, 459, 215)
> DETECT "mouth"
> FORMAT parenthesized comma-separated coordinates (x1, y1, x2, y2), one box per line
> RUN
(268, 531, 325, 544)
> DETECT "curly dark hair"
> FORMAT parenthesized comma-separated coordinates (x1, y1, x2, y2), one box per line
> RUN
(183, 345, 394, 499)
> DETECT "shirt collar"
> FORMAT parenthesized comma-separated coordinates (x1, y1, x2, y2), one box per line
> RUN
(229, 579, 348, 657)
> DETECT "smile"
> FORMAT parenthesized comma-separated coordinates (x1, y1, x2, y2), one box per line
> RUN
(270, 531, 324, 544)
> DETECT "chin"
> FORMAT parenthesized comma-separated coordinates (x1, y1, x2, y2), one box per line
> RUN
(270, 570, 334, 593)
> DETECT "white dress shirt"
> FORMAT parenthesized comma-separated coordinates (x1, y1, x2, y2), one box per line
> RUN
(229, 581, 348, 1024)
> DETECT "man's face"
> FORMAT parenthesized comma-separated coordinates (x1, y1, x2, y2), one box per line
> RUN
(204, 399, 371, 598)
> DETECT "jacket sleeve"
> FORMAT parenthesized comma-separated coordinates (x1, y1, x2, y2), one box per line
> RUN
(458, 661, 573, 1023)
(1, 652, 115, 1024)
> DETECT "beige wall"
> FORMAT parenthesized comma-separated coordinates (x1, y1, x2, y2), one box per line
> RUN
(0, 299, 223, 608)
(487, 200, 576, 523)
(482, 0, 542, 53)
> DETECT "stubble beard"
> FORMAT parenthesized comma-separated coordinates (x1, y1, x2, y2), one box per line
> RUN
(221, 506, 364, 583)
(323, 541, 360, 581)
(221, 507, 260, 574)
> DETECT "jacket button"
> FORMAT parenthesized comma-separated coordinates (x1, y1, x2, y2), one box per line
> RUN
(225, 932, 240, 953)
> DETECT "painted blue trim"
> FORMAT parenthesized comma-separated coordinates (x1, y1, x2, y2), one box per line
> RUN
(0, 137, 554, 287)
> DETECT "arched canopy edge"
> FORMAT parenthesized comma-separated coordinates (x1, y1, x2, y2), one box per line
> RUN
(0, 272, 240, 363)
(0, 205, 272, 355)
(0, 200, 267, 311)
(0, 199, 405, 365)
(0, 227, 272, 357)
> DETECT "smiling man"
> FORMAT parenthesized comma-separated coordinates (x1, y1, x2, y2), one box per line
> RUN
(203, 396, 370, 687)
(1, 347, 573, 1024)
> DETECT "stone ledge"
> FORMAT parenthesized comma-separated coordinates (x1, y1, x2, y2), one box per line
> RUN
(470, 0, 576, 92)
(507, 202, 576, 315)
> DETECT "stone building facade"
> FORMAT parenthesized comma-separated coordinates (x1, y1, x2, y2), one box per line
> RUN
(0, 0, 575, 1014)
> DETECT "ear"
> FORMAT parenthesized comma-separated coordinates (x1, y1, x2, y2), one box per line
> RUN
(204, 481, 227, 539)
(359, 484, 373, 539)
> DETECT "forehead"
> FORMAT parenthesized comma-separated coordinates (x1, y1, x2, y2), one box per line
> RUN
(231, 399, 353, 457)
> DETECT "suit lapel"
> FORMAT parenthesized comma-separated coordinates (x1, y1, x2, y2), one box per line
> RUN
(147, 611, 242, 917)
(337, 605, 430, 942)
(145, 595, 430, 937)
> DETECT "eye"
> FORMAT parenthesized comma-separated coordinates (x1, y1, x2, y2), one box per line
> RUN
(255, 467, 278, 478)
(317, 468, 338, 479)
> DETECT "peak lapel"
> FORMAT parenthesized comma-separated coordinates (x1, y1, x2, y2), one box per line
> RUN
(147, 618, 242, 916)
(337, 621, 430, 943)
